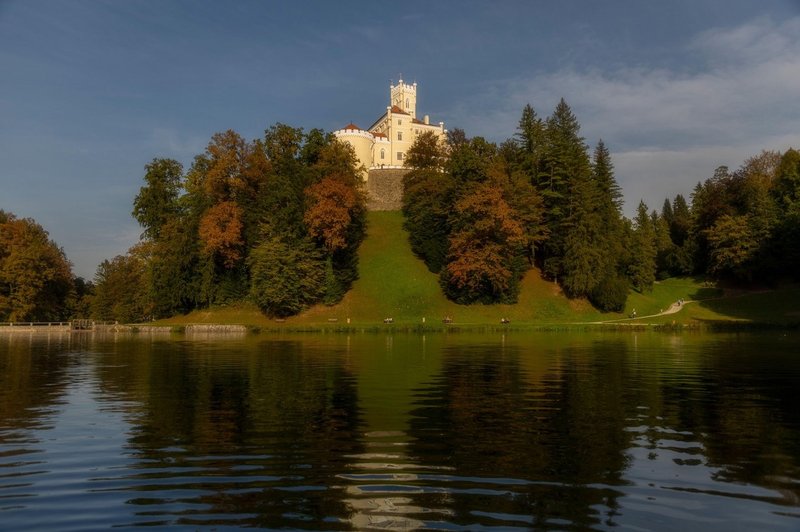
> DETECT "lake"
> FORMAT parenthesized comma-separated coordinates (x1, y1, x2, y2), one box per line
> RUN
(1, 331, 799, 530)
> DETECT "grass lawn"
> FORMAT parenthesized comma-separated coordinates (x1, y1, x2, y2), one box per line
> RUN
(157, 211, 798, 329)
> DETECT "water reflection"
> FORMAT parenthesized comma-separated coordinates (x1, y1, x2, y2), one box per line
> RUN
(0, 332, 798, 529)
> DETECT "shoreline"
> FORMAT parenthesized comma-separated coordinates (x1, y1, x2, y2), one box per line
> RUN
(2, 320, 796, 336)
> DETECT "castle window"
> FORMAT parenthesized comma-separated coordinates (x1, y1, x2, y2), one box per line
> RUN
(380, 149, 385, 160)
(406, 98, 410, 109)
(398, 119, 402, 125)
(398, 132, 403, 141)
(397, 152, 403, 160)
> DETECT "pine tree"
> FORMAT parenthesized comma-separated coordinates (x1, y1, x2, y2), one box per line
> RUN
(539, 98, 592, 279)
(628, 201, 656, 292)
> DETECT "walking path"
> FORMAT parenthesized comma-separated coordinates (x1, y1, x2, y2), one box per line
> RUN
(592, 300, 692, 325)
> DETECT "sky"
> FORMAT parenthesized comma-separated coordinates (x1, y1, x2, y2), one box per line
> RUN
(2, 0, 799, 279)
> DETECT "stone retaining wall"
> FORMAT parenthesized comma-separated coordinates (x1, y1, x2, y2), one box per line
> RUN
(185, 324, 247, 334)
(366, 168, 406, 211)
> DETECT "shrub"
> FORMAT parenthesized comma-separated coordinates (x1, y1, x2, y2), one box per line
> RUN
(590, 274, 629, 312)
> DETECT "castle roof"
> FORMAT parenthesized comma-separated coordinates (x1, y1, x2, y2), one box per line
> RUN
(390, 105, 408, 115)
(372, 132, 387, 139)
(342, 122, 362, 131)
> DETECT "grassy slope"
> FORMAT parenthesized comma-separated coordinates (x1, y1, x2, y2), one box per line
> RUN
(160, 211, 798, 328)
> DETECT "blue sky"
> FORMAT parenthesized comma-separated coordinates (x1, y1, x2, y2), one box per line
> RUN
(2, 1, 799, 278)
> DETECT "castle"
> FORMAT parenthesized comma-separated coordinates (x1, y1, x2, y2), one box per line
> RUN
(334, 80, 446, 177)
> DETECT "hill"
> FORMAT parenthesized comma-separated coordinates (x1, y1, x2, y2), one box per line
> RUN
(158, 211, 800, 329)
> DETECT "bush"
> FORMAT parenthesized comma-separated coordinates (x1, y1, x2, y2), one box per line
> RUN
(590, 274, 629, 312)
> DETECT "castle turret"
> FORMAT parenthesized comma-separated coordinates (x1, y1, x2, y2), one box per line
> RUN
(390, 79, 417, 119)
(333, 123, 374, 180)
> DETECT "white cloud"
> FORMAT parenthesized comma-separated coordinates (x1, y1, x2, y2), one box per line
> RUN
(450, 16, 800, 217)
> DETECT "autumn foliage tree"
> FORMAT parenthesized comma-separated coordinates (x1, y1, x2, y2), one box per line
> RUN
(198, 200, 245, 269)
(441, 182, 525, 304)
(0, 211, 74, 321)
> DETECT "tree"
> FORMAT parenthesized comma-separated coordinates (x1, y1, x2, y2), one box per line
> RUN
(147, 216, 203, 317)
(503, 164, 547, 266)
(652, 210, 675, 279)
(441, 183, 525, 303)
(91, 248, 149, 323)
(248, 236, 325, 317)
(670, 194, 691, 247)
(403, 133, 454, 272)
(0, 212, 74, 321)
(561, 175, 606, 297)
(307, 138, 367, 304)
(198, 200, 244, 269)
(539, 99, 592, 279)
(706, 214, 758, 280)
(304, 177, 359, 252)
(405, 130, 447, 171)
(628, 201, 656, 292)
(132, 158, 183, 240)
(771, 149, 800, 278)
(560, 140, 623, 298)
(514, 103, 546, 182)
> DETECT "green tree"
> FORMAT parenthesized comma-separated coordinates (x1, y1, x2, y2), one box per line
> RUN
(248, 236, 326, 317)
(539, 99, 592, 279)
(772, 148, 800, 278)
(670, 194, 691, 247)
(628, 201, 656, 292)
(560, 140, 624, 299)
(147, 216, 203, 317)
(132, 158, 183, 240)
(403, 132, 454, 272)
(705, 214, 758, 280)
(91, 247, 149, 323)
(561, 175, 606, 297)
(514, 103, 546, 183)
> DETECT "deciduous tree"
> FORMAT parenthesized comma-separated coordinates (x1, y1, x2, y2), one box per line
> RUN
(0, 212, 73, 321)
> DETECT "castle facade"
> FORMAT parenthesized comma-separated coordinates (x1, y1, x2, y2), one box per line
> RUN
(334, 80, 446, 176)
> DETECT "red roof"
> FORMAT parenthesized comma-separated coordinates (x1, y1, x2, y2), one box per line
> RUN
(342, 123, 362, 130)
(390, 105, 409, 115)
(372, 132, 387, 138)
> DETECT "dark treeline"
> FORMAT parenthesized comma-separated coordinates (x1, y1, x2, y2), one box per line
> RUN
(402, 100, 800, 310)
(656, 149, 800, 283)
(91, 125, 366, 322)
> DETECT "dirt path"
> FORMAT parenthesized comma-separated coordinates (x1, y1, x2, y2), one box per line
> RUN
(590, 299, 693, 325)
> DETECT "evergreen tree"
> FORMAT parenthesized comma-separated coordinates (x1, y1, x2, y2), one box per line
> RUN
(628, 201, 656, 292)
(670, 194, 691, 246)
(514, 103, 546, 183)
(561, 174, 605, 297)
(652, 210, 675, 279)
(539, 98, 592, 279)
